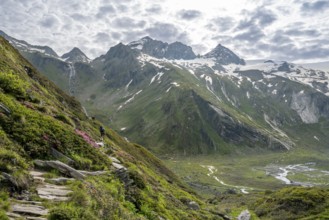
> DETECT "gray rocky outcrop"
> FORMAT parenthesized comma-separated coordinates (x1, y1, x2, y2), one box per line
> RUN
(34, 160, 85, 180)
(237, 209, 251, 220)
(187, 201, 200, 210)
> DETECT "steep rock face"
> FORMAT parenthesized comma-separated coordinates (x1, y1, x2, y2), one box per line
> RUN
(194, 93, 290, 151)
(61, 47, 90, 63)
(277, 62, 293, 72)
(203, 44, 245, 65)
(290, 91, 329, 123)
(93, 43, 156, 88)
(129, 36, 196, 60)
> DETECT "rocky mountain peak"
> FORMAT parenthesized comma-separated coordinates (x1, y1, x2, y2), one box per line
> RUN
(128, 37, 196, 60)
(61, 47, 90, 63)
(203, 44, 245, 65)
(104, 42, 138, 60)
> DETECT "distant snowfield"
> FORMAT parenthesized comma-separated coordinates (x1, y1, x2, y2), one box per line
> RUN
(137, 53, 329, 100)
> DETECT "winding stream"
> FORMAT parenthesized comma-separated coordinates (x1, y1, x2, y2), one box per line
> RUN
(201, 165, 252, 194)
(264, 163, 326, 187)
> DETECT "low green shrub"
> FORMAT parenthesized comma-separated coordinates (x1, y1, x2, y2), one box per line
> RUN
(0, 148, 28, 173)
(0, 211, 9, 220)
(55, 113, 75, 127)
(253, 187, 329, 220)
(48, 206, 77, 220)
(71, 154, 92, 170)
(0, 71, 28, 98)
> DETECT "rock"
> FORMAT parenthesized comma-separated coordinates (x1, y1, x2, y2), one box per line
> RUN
(34, 160, 85, 180)
(78, 170, 109, 176)
(30, 171, 46, 184)
(6, 212, 22, 218)
(14, 200, 42, 205)
(48, 177, 74, 184)
(237, 209, 251, 220)
(112, 162, 127, 171)
(12, 203, 48, 216)
(96, 142, 104, 147)
(109, 156, 121, 164)
(26, 217, 47, 220)
(37, 183, 72, 201)
(187, 201, 200, 210)
(115, 169, 134, 187)
(2, 172, 29, 190)
(50, 148, 74, 165)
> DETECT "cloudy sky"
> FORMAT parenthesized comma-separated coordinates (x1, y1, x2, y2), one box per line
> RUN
(1, 0, 329, 62)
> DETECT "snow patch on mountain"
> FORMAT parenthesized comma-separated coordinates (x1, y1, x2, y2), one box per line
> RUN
(118, 90, 143, 110)
(150, 72, 164, 85)
(126, 79, 133, 90)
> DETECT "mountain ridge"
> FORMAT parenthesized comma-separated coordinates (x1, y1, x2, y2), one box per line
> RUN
(2, 30, 329, 157)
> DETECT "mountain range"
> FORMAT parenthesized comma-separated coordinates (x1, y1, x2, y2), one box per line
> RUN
(1, 30, 329, 157)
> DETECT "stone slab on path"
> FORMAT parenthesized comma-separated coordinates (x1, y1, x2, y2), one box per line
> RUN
(11, 203, 48, 216)
(37, 183, 72, 201)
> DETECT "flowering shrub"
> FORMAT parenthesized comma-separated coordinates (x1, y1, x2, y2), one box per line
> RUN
(75, 129, 98, 148)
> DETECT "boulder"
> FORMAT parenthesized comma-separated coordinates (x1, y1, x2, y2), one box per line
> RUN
(237, 209, 251, 220)
(109, 156, 121, 164)
(34, 160, 85, 180)
(187, 201, 200, 210)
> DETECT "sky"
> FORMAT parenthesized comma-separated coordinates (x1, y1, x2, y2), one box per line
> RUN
(1, 0, 329, 62)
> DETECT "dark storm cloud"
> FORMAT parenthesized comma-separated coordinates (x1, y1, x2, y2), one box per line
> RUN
(144, 22, 191, 44)
(236, 8, 277, 30)
(285, 29, 320, 37)
(271, 43, 329, 61)
(256, 10, 277, 27)
(209, 17, 235, 32)
(94, 32, 111, 42)
(112, 17, 146, 29)
(271, 32, 293, 44)
(96, 5, 116, 18)
(145, 23, 179, 42)
(301, 1, 329, 12)
(234, 26, 265, 43)
(145, 4, 162, 14)
(111, 32, 122, 40)
(177, 10, 202, 20)
(70, 13, 89, 22)
(39, 15, 60, 29)
(121, 30, 146, 43)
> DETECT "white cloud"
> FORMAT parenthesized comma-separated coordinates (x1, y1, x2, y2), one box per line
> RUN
(0, 0, 328, 62)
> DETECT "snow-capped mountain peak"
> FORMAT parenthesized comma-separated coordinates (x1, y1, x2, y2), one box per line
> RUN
(61, 47, 90, 63)
(128, 36, 152, 50)
(203, 44, 245, 65)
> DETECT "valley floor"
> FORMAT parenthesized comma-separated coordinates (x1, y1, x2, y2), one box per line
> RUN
(164, 148, 329, 198)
